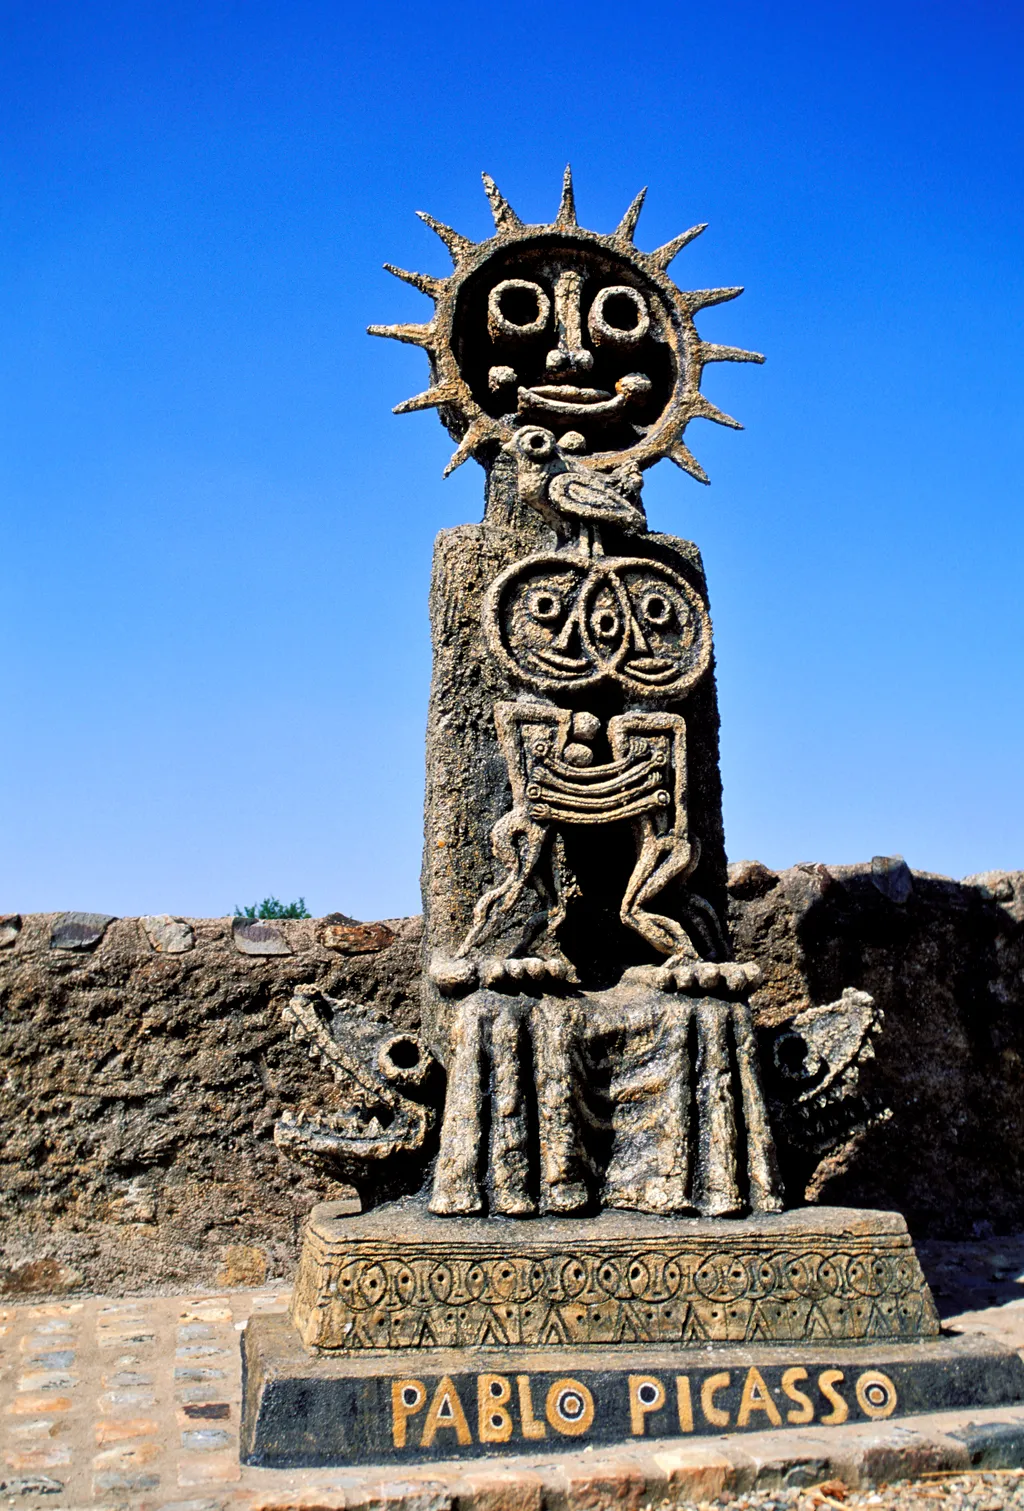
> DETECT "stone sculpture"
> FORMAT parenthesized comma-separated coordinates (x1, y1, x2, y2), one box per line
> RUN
(244, 172, 1024, 1467)
(380, 166, 785, 1224)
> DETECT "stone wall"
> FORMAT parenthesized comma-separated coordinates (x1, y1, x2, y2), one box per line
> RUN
(0, 911, 421, 1297)
(2, 862, 1022, 1296)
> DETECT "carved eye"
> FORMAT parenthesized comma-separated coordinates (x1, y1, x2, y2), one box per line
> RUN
(588, 285, 650, 347)
(590, 605, 621, 641)
(512, 426, 555, 462)
(526, 586, 563, 623)
(640, 590, 674, 628)
(488, 279, 551, 340)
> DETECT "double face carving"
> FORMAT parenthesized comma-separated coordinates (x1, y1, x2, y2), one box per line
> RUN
(484, 553, 712, 697)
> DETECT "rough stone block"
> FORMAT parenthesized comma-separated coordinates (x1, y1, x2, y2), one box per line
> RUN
(49, 911, 116, 950)
(141, 915, 195, 953)
(232, 920, 291, 956)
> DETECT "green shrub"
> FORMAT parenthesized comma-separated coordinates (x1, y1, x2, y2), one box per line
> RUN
(234, 896, 311, 920)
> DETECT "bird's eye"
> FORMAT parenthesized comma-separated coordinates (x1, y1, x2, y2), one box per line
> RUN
(588, 285, 650, 347)
(488, 279, 551, 339)
(513, 426, 555, 461)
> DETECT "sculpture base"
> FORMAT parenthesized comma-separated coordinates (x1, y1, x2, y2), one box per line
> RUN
(240, 1315, 1024, 1467)
(289, 1200, 941, 1352)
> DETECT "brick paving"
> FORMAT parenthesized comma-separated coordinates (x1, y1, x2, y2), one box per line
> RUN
(3, 1285, 1024, 1511)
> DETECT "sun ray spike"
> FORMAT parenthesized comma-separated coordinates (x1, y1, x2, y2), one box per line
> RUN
(415, 211, 477, 266)
(383, 264, 444, 299)
(668, 441, 710, 484)
(393, 383, 461, 415)
(684, 285, 744, 312)
(614, 187, 647, 243)
(692, 394, 743, 429)
(699, 342, 765, 365)
(481, 173, 523, 233)
(649, 223, 708, 270)
(555, 164, 577, 227)
(442, 418, 494, 477)
(366, 322, 435, 349)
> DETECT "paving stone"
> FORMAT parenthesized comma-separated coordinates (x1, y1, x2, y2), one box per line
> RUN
(458, 1468, 544, 1511)
(648, 1444, 739, 1498)
(95, 1415, 161, 1444)
(951, 1420, 1024, 1469)
(563, 1463, 647, 1510)
(177, 1450, 242, 1485)
(0, 1473, 65, 1495)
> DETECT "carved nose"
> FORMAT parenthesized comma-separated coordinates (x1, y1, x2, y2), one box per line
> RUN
(545, 345, 594, 375)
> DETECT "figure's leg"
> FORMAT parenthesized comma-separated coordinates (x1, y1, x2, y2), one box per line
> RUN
(532, 997, 590, 1214)
(457, 809, 548, 958)
(489, 1005, 535, 1216)
(430, 994, 487, 1214)
(695, 997, 742, 1216)
(620, 816, 700, 960)
(731, 997, 785, 1212)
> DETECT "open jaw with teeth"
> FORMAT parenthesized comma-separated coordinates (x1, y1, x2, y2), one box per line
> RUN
(272, 984, 438, 1180)
(517, 372, 652, 419)
(275, 1099, 430, 1175)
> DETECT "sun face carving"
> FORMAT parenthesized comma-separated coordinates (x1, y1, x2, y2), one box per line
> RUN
(369, 167, 764, 483)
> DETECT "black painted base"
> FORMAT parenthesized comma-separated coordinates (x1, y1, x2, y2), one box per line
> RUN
(240, 1313, 1024, 1467)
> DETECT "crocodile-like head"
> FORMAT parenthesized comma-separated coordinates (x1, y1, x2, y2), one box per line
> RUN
(272, 985, 440, 1187)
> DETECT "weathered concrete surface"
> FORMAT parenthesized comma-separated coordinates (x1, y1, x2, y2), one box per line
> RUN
(731, 862, 1024, 1238)
(0, 913, 421, 1297)
(2, 864, 1023, 1295)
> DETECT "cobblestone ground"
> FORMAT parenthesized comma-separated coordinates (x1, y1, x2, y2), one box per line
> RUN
(3, 1253, 1024, 1511)
(668, 1471, 1024, 1511)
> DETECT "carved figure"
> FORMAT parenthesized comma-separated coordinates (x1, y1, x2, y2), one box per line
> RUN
(275, 171, 875, 1227)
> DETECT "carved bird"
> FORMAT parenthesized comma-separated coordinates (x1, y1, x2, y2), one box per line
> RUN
(505, 427, 647, 536)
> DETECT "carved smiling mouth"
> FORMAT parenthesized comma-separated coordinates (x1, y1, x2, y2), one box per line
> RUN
(518, 373, 652, 420)
(623, 655, 679, 684)
(519, 385, 625, 418)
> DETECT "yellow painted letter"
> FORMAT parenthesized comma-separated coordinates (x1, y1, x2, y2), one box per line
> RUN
(781, 1366, 814, 1425)
(517, 1375, 546, 1440)
(818, 1369, 848, 1426)
(676, 1376, 694, 1433)
(628, 1375, 666, 1436)
(701, 1371, 731, 1427)
(391, 1379, 426, 1447)
(546, 1378, 595, 1437)
(737, 1367, 782, 1428)
(421, 1376, 473, 1446)
(477, 1374, 513, 1444)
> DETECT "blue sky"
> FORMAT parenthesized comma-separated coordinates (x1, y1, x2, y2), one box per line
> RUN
(1, 0, 1022, 919)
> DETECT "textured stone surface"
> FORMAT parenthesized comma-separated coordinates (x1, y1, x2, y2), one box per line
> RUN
(731, 863, 1024, 1236)
(0, 913, 421, 1295)
(2, 866, 1023, 1295)
(290, 1200, 939, 1352)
